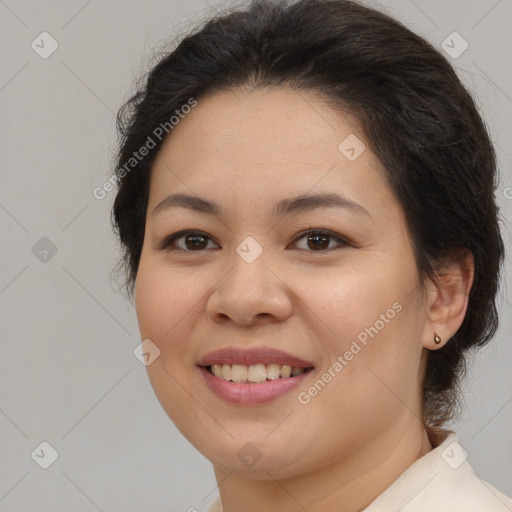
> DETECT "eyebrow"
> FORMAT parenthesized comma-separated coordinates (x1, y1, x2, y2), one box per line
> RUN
(151, 192, 371, 220)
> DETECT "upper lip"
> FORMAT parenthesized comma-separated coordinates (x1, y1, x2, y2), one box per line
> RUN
(198, 347, 314, 368)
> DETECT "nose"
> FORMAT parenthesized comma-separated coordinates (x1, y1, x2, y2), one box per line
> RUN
(205, 249, 293, 327)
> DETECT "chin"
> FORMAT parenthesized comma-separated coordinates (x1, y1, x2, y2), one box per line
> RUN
(196, 433, 311, 480)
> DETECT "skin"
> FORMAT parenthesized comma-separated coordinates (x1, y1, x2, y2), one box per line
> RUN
(134, 86, 474, 512)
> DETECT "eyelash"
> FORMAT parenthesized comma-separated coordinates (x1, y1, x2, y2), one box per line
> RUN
(154, 228, 351, 254)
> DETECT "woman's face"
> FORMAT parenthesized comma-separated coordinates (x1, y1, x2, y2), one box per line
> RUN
(135, 86, 430, 479)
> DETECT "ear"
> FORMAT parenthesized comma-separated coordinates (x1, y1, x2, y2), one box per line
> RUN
(421, 249, 474, 350)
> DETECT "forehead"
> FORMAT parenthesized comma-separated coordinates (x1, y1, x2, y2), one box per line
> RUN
(161, 86, 361, 157)
(148, 86, 395, 220)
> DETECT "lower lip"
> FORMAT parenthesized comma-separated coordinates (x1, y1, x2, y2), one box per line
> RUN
(199, 366, 313, 405)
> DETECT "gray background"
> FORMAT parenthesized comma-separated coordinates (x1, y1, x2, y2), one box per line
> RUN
(0, 0, 511, 510)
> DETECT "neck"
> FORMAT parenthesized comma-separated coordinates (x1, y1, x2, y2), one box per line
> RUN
(213, 422, 434, 512)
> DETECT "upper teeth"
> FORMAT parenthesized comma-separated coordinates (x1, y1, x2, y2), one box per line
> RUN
(210, 363, 307, 383)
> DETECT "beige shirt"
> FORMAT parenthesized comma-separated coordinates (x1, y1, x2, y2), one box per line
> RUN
(205, 432, 512, 511)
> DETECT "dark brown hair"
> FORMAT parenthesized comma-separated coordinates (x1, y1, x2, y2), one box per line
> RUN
(110, 0, 505, 434)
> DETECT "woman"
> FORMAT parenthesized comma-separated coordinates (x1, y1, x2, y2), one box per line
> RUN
(110, 0, 511, 510)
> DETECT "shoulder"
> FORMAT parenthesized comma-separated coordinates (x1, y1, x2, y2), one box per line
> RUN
(205, 496, 222, 512)
(365, 431, 512, 512)
(414, 458, 512, 511)
(204, 433, 512, 512)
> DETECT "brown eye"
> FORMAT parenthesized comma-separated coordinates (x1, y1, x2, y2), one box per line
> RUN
(306, 233, 329, 250)
(156, 229, 349, 253)
(291, 229, 349, 252)
(156, 231, 219, 252)
(182, 233, 209, 250)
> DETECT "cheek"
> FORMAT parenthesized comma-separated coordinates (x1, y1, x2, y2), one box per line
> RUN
(135, 253, 186, 318)
(312, 256, 423, 397)
(134, 258, 199, 362)
(133, 258, 208, 431)
(314, 264, 403, 350)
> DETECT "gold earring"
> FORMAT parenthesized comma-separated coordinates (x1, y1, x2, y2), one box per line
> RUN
(434, 331, 442, 345)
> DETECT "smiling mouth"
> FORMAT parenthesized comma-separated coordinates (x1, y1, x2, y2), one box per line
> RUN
(204, 363, 314, 383)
